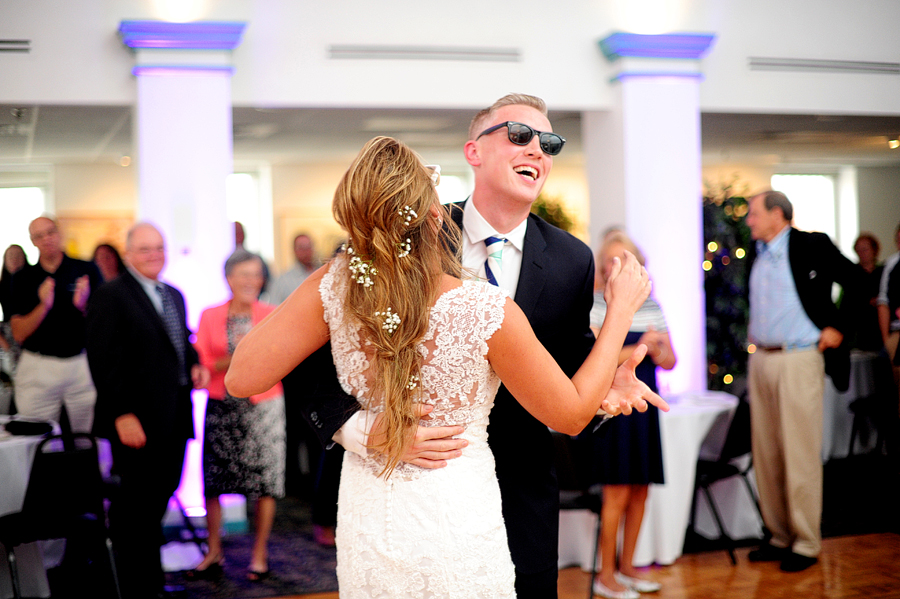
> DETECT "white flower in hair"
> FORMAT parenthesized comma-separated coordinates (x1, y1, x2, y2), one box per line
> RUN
(345, 244, 377, 288)
(374, 307, 401, 335)
(399, 205, 417, 228)
(406, 374, 420, 390)
(397, 238, 411, 258)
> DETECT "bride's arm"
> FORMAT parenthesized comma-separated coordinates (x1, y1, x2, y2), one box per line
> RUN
(487, 251, 669, 435)
(225, 265, 331, 398)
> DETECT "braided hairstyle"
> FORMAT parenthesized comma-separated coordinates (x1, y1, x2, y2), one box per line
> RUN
(332, 136, 462, 477)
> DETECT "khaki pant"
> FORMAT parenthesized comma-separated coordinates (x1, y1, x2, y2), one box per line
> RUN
(14, 350, 96, 433)
(748, 347, 824, 558)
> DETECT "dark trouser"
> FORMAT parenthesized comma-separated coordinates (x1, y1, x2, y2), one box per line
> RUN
(515, 565, 558, 599)
(109, 436, 187, 599)
(311, 444, 343, 527)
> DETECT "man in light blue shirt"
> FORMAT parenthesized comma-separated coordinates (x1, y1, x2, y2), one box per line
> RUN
(744, 190, 859, 573)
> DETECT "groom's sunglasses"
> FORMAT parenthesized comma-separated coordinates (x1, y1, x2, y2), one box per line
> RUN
(475, 121, 566, 156)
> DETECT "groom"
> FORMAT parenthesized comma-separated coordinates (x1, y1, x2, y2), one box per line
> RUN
(297, 94, 602, 598)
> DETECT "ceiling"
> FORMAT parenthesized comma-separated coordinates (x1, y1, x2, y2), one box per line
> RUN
(2, 104, 900, 173)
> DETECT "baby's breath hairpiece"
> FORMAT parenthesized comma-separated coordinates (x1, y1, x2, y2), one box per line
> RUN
(374, 307, 401, 335)
(406, 374, 420, 390)
(399, 205, 417, 228)
(397, 238, 411, 258)
(344, 244, 377, 288)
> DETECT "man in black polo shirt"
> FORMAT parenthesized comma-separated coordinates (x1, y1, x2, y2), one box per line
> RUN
(10, 216, 102, 432)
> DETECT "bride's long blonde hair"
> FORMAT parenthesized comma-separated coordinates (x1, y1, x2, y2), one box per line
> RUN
(332, 136, 462, 476)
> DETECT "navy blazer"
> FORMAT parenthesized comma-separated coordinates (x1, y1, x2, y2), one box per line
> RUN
(293, 201, 596, 575)
(86, 270, 198, 443)
(748, 227, 862, 391)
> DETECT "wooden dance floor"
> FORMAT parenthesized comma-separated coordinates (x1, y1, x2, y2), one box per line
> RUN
(287, 533, 900, 599)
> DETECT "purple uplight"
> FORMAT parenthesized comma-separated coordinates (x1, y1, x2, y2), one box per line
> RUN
(599, 32, 715, 61)
(119, 20, 246, 50)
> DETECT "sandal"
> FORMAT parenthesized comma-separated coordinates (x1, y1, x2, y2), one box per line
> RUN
(247, 568, 270, 582)
(185, 554, 224, 580)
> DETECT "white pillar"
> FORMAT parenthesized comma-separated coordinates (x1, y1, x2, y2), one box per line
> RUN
(586, 32, 715, 395)
(120, 20, 247, 515)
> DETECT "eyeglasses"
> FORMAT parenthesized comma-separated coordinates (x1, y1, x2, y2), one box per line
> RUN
(475, 121, 566, 156)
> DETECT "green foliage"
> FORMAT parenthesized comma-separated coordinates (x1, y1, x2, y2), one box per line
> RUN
(703, 177, 753, 391)
(531, 194, 574, 232)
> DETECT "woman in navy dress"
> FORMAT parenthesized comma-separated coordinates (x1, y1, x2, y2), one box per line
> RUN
(583, 231, 676, 599)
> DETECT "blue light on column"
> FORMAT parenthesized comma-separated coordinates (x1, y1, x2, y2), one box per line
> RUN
(599, 32, 715, 60)
(119, 20, 246, 50)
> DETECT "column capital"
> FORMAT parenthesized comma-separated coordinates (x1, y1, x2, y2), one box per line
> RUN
(119, 20, 246, 50)
(598, 32, 715, 82)
(119, 20, 247, 76)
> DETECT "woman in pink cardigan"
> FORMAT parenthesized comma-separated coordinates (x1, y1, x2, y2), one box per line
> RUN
(189, 250, 285, 582)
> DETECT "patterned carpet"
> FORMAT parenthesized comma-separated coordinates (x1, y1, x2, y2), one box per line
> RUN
(172, 496, 338, 599)
(45, 496, 337, 599)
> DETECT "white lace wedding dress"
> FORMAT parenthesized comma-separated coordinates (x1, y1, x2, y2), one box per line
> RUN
(320, 257, 516, 599)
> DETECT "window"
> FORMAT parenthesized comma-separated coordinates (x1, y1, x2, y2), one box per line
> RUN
(771, 174, 836, 240)
(0, 187, 47, 265)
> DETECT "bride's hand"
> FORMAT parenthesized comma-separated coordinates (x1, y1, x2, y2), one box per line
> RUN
(370, 404, 469, 469)
(599, 344, 670, 416)
(603, 250, 651, 318)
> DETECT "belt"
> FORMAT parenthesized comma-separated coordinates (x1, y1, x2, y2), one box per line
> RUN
(754, 343, 816, 353)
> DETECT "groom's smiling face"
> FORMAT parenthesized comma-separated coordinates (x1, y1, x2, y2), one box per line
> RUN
(471, 104, 554, 209)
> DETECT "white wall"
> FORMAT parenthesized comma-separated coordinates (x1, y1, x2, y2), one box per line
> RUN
(3, 0, 900, 116)
(857, 166, 900, 256)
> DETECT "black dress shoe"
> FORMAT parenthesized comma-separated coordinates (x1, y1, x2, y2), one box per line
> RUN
(780, 552, 818, 572)
(748, 543, 789, 562)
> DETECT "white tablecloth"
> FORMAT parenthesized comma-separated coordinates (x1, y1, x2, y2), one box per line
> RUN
(559, 390, 749, 570)
(822, 350, 879, 461)
(0, 416, 56, 599)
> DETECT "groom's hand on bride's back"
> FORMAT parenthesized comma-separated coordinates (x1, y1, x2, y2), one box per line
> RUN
(370, 404, 468, 469)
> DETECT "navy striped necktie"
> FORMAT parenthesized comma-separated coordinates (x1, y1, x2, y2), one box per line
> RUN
(484, 236, 507, 287)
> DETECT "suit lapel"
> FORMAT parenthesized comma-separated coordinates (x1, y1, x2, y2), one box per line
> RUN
(121, 271, 174, 348)
(453, 201, 546, 319)
(513, 216, 546, 319)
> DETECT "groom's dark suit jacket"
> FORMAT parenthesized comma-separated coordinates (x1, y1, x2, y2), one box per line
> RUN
(294, 201, 596, 576)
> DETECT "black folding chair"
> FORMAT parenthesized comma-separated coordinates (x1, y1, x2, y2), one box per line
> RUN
(0, 433, 122, 599)
(687, 393, 764, 564)
(552, 431, 603, 599)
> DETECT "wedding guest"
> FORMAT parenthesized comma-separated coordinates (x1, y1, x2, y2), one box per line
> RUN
(190, 249, 285, 581)
(0, 244, 28, 403)
(92, 242, 126, 283)
(1, 244, 28, 320)
(877, 222, 900, 418)
(745, 191, 860, 572)
(581, 231, 674, 599)
(87, 222, 210, 599)
(9, 217, 102, 432)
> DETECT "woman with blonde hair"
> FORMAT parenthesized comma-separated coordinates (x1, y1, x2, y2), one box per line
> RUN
(226, 136, 667, 597)
(584, 230, 675, 599)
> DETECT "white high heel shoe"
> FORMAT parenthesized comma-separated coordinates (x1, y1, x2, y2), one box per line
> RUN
(614, 572, 662, 593)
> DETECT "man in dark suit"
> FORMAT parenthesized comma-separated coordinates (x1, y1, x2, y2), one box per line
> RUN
(744, 190, 860, 572)
(294, 94, 601, 598)
(86, 222, 210, 599)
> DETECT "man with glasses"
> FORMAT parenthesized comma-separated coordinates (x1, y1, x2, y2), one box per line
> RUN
(87, 222, 210, 599)
(295, 94, 599, 598)
(9, 216, 102, 433)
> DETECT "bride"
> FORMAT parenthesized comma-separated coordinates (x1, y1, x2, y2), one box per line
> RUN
(226, 136, 667, 598)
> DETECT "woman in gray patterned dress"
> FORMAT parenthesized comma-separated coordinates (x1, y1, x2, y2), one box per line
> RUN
(190, 250, 286, 581)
